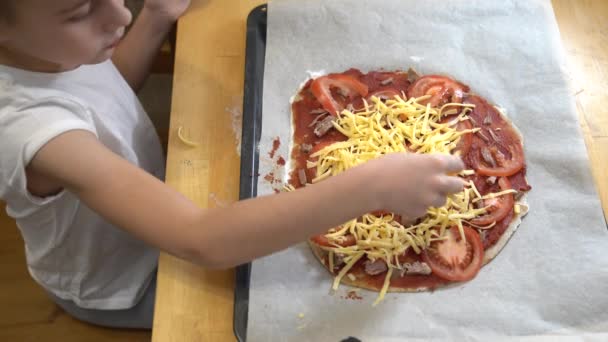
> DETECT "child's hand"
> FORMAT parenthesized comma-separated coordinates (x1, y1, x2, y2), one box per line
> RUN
(144, 0, 191, 22)
(362, 153, 465, 220)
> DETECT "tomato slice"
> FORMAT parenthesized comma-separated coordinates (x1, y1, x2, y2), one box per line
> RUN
(407, 75, 469, 107)
(470, 177, 514, 226)
(474, 143, 525, 177)
(311, 74, 369, 116)
(464, 95, 526, 177)
(441, 116, 473, 157)
(454, 119, 473, 156)
(311, 233, 356, 247)
(422, 226, 483, 281)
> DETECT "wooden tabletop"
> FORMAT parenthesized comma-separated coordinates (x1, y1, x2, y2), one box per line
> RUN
(152, 1, 608, 341)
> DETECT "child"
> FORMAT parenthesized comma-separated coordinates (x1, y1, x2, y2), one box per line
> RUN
(0, 0, 465, 329)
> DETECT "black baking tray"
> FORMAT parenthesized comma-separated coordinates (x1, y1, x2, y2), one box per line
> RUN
(234, 4, 267, 342)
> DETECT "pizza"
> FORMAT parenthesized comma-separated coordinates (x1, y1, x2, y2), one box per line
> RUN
(286, 68, 531, 305)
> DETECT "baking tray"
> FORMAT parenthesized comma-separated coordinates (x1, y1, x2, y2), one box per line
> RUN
(234, 4, 267, 342)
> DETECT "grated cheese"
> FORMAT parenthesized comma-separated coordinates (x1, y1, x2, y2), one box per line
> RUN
(332, 253, 364, 291)
(303, 95, 516, 305)
(177, 126, 200, 147)
(373, 267, 393, 306)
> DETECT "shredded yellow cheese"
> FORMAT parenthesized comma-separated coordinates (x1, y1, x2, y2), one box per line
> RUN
(332, 253, 364, 291)
(303, 95, 514, 305)
(473, 189, 518, 202)
(459, 169, 476, 176)
(177, 126, 199, 147)
(373, 267, 393, 307)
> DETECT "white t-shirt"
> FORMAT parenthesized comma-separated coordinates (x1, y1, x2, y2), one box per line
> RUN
(0, 61, 164, 309)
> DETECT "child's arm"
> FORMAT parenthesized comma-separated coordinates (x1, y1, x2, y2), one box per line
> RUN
(28, 130, 464, 269)
(112, 0, 190, 91)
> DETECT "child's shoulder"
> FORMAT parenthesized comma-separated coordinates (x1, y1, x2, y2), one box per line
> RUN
(0, 65, 100, 149)
(0, 61, 130, 120)
(1, 68, 92, 124)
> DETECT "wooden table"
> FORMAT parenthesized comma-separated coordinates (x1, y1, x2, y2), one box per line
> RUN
(152, 1, 608, 340)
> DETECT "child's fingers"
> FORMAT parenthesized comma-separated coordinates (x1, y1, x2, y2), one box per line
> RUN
(430, 194, 447, 208)
(434, 155, 464, 174)
(438, 176, 466, 195)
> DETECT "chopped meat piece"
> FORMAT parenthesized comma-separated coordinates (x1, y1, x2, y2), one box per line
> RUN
(400, 261, 432, 276)
(310, 108, 329, 115)
(491, 146, 507, 165)
(334, 253, 345, 267)
(488, 129, 501, 143)
(481, 147, 497, 167)
(380, 77, 394, 85)
(407, 67, 421, 83)
(476, 130, 490, 142)
(298, 169, 307, 186)
(336, 87, 348, 97)
(313, 116, 335, 137)
(486, 176, 497, 185)
(300, 143, 313, 153)
(364, 259, 388, 275)
(308, 112, 329, 128)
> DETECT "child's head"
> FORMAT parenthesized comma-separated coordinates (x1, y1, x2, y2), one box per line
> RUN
(0, 0, 132, 72)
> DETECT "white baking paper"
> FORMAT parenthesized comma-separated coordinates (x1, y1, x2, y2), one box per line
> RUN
(248, 0, 608, 341)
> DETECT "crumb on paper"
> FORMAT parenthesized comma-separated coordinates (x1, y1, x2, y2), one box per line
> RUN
(261, 136, 289, 193)
(269, 137, 281, 158)
(341, 289, 363, 301)
(298, 313, 305, 319)
(410, 56, 423, 62)
(225, 96, 243, 156)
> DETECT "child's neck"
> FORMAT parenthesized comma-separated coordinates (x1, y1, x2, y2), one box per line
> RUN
(0, 46, 71, 73)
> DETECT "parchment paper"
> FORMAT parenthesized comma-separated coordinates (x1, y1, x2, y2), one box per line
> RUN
(248, 0, 608, 340)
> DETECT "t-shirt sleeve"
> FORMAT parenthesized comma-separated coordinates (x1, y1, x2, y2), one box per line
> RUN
(0, 97, 97, 206)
